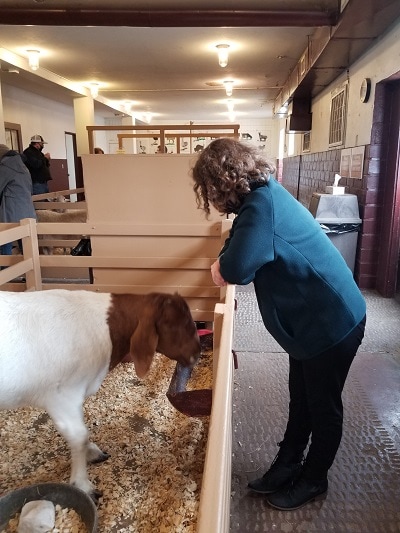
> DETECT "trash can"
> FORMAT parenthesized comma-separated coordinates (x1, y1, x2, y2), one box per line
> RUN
(309, 193, 362, 273)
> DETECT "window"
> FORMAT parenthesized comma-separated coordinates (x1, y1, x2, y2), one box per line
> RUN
(5, 122, 23, 152)
(302, 131, 311, 152)
(328, 83, 348, 147)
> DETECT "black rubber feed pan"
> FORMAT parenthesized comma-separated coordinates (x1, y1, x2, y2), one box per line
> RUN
(0, 482, 98, 532)
(167, 330, 213, 417)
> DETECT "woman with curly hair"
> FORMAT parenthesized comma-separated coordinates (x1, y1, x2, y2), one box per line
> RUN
(192, 137, 366, 510)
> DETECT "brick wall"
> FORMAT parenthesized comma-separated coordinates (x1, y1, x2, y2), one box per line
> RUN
(281, 149, 370, 286)
(281, 149, 365, 207)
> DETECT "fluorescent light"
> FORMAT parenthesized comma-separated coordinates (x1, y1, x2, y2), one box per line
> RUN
(26, 49, 40, 70)
(216, 44, 230, 68)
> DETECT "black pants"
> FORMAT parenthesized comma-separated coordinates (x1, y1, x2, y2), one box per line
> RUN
(281, 315, 366, 480)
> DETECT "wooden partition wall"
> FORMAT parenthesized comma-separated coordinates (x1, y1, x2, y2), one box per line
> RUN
(82, 153, 230, 321)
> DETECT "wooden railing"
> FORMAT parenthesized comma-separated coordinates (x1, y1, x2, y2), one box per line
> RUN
(197, 283, 235, 533)
(32, 187, 86, 210)
(86, 123, 240, 154)
(0, 217, 232, 322)
(0, 218, 42, 290)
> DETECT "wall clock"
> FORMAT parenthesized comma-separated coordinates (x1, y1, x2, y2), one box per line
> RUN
(360, 78, 371, 103)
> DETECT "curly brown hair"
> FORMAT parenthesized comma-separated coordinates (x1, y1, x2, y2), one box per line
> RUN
(191, 137, 276, 216)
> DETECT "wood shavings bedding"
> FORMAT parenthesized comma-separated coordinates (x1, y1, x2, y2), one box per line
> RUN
(2, 505, 86, 533)
(0, 353, 212, 532)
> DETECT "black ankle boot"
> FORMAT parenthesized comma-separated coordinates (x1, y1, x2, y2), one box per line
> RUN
(248, 444, 303, 494)
(266, 475, 328, 510)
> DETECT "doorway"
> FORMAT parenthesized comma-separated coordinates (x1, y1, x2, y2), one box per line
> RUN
(65, 131, 77, 201)
(375, 79, 400, 297)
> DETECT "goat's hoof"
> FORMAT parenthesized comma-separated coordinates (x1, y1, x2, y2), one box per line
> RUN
(90, 488, 103, 503)
(91, 450, 110, 464)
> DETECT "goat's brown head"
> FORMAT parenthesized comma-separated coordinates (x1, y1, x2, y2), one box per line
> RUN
(129, 293, 201, 379)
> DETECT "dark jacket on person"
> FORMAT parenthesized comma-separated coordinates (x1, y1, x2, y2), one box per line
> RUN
(218, 177, 366, 360)
(23, 144, 52, 184)
(0, 150, 37, 223)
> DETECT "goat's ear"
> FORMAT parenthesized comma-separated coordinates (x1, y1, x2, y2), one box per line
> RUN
(129, 319, 159, 379)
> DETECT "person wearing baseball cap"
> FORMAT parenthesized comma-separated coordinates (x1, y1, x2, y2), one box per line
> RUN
(23, 134, 53, 194)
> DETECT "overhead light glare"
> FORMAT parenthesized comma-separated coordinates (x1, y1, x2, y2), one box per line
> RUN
(90, 83, 99, 98)
(216, 44, 230, 68)
(223, 80, 234, 97)
(26, 49, 40, 70)
(277, 103, 289, 117)
(226, 99, 235, 113)
(144, 112, 152, 124)
(123, 101, 133, 112)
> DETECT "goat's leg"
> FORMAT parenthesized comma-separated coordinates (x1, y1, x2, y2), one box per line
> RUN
(47, 401, 102, 498)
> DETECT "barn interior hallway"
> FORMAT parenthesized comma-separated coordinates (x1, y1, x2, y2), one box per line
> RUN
(230, 285, 400, 533)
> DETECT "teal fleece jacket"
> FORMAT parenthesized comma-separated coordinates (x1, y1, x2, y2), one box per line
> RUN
(219, 177, 366, 360)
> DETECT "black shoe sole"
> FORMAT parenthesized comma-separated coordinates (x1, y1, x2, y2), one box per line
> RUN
(248, 484, 279, 495)
(266, 489, 327, 510)
(248, 480, 294, 495)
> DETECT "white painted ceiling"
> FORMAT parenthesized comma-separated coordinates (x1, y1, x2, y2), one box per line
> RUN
(0, 1, 345, 122)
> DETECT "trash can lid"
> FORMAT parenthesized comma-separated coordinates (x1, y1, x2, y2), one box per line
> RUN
(318, 217, 362, 224)
(309, 193, 360, 222)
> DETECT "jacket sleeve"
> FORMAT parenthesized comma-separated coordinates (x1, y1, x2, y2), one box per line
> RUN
(219, 191, 275, 285)
(0, 163, 10, 196)
(24, 149, 45, 170)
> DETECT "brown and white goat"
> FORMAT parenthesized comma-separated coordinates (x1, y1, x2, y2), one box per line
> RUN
(0, 290, 200, 499)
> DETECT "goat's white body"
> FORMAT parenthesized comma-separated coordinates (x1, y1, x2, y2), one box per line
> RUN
(0, 290, 112, 409)
(0, 290, 112, 495)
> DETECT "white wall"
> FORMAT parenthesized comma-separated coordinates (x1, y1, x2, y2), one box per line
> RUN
(2, 84, 75, 157)
(1, 83, 108, 158)
(280, 19, 400, 157)
(234, 117, 280, 161)
(308, 19, 400, 154)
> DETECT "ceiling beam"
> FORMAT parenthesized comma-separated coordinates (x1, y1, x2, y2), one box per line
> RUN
(0, 9, 338, 27)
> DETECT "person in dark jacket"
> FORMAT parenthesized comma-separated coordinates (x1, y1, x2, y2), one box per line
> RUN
(191, 138, 366, 511)
(23, 134, 52, 195)
(0, 144, 37, 258)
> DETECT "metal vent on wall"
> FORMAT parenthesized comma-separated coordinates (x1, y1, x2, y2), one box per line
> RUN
(285, 97, 312, 133)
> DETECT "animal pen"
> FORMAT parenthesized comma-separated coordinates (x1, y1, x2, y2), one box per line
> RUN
(0, 153, 236, 533)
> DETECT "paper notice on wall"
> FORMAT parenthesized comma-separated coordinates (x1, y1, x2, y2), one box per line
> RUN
(340, 146, 365, 180)
(340, 148, 351, 178)
(350, 146, 365, 179)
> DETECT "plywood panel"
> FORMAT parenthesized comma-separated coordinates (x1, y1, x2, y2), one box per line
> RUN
(82, 154, 221, 224)
(82, 154, 226, 307)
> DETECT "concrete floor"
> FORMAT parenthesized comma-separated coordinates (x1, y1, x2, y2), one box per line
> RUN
(230, 286, 400, 533)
